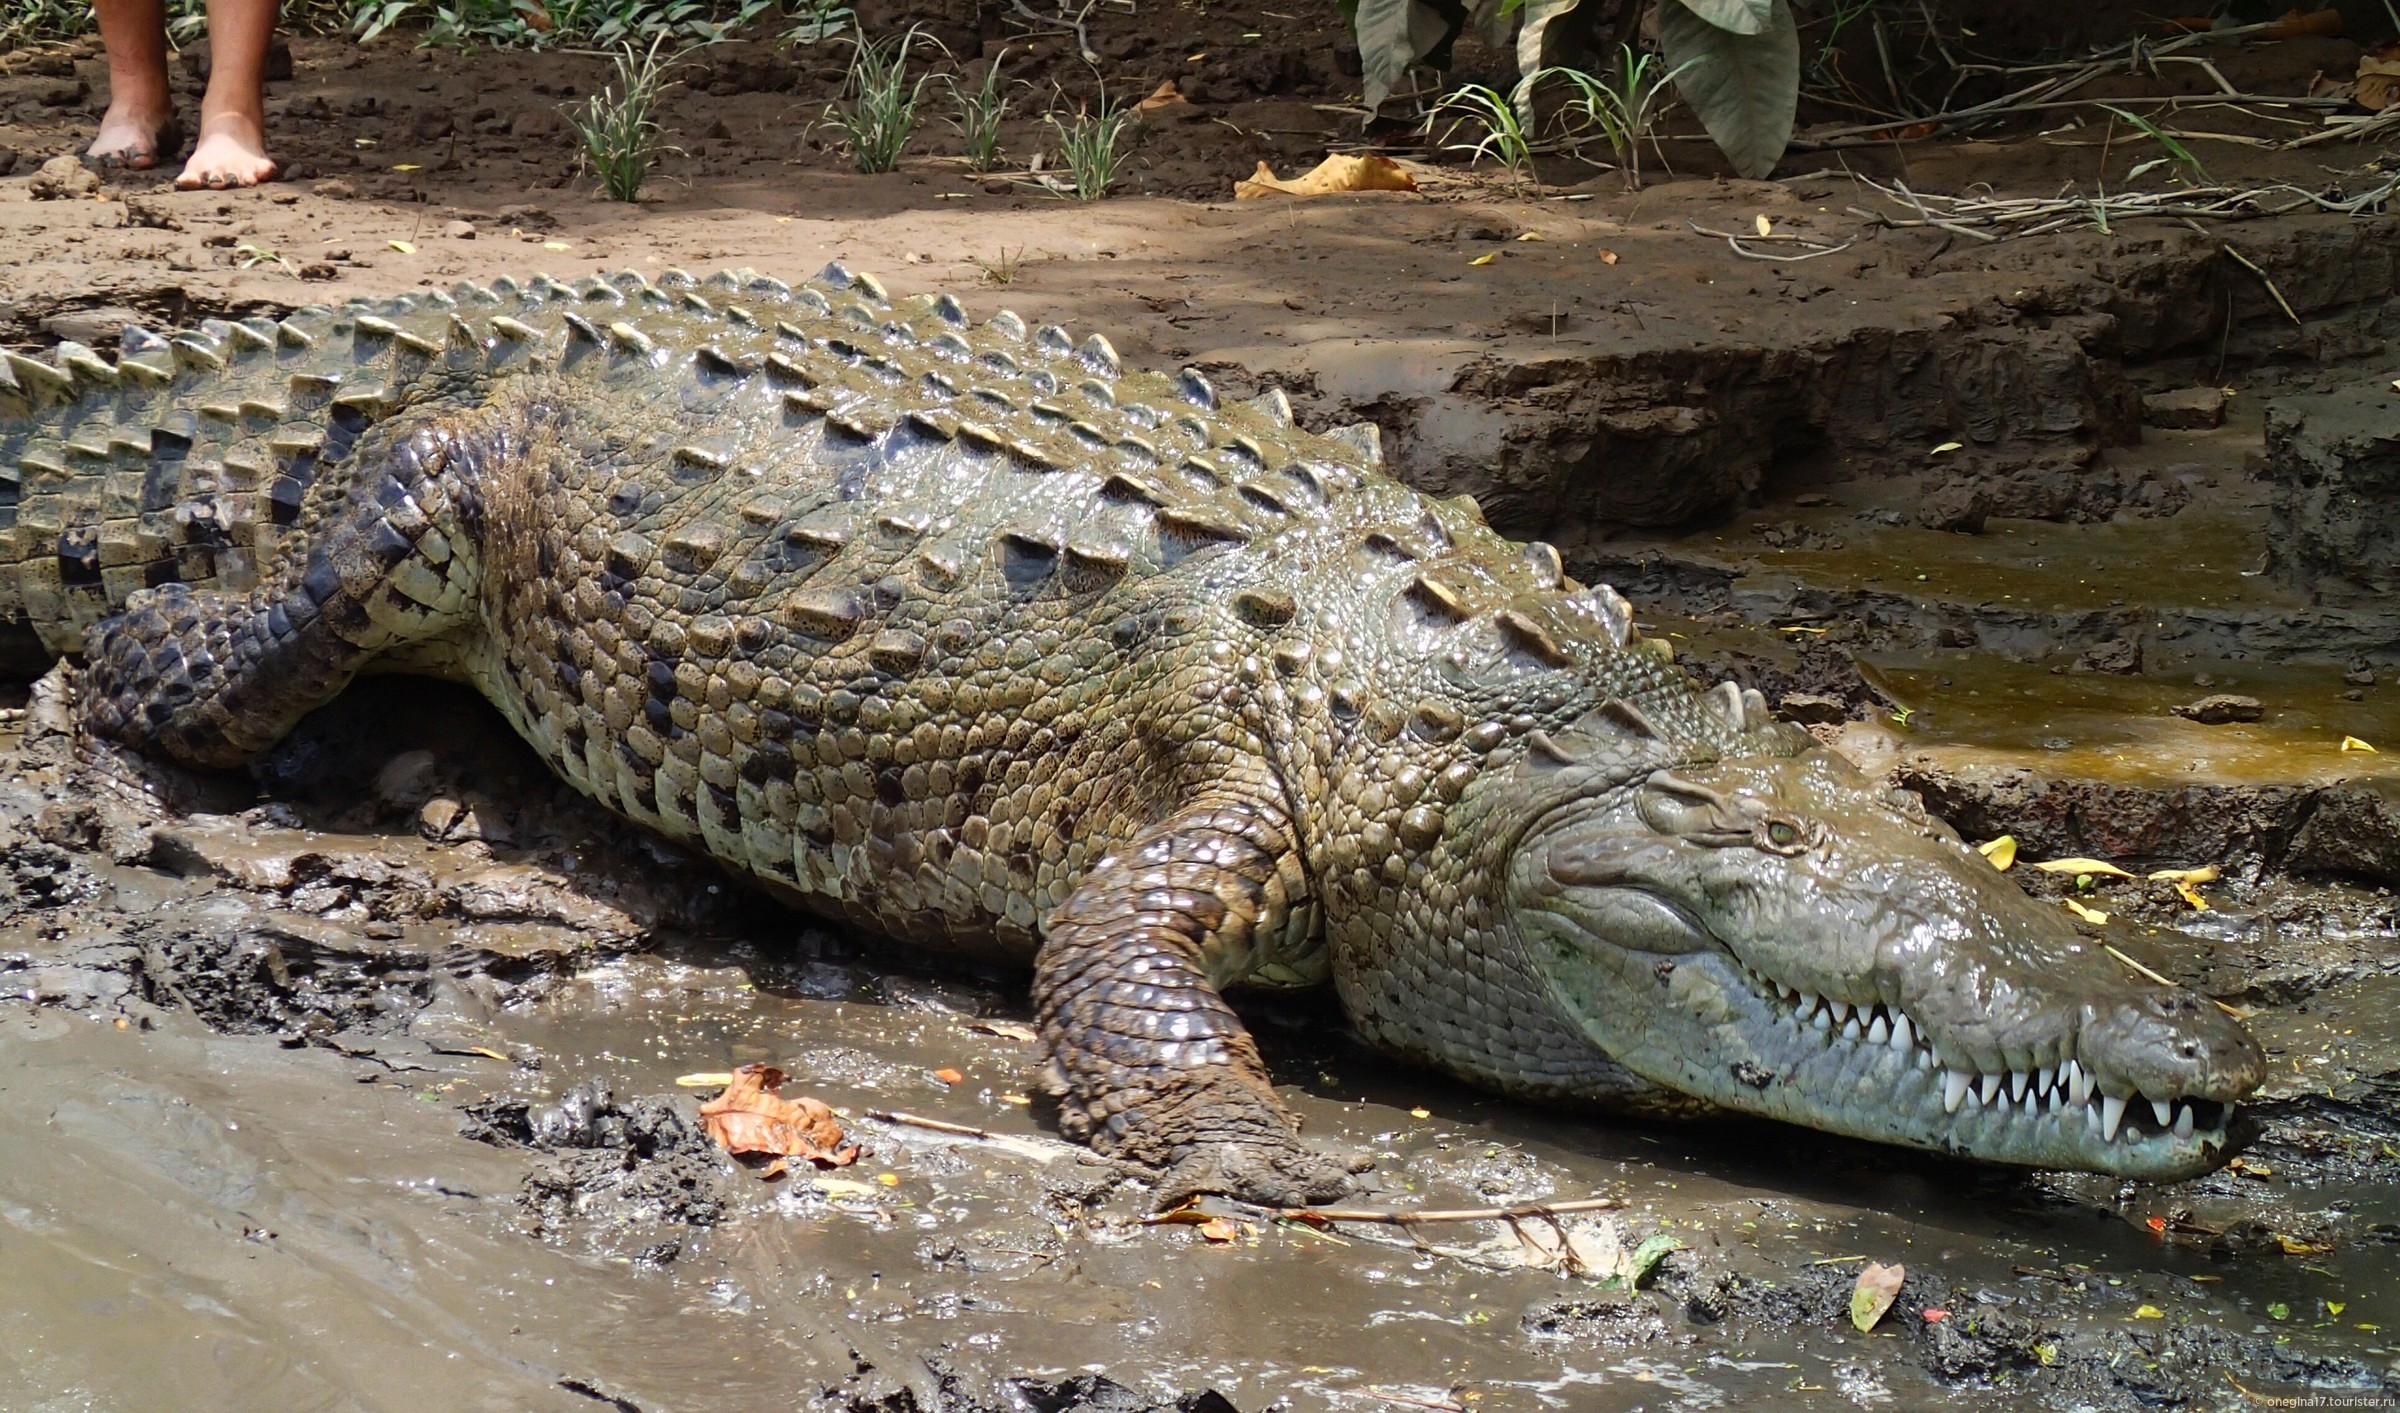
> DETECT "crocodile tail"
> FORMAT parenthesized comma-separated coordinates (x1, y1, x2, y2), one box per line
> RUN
(0, 286, 518, 665)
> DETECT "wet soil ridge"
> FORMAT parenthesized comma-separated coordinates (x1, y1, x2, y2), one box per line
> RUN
(2267, 377, 2400, 604)
(463, 1080, 731, 1242)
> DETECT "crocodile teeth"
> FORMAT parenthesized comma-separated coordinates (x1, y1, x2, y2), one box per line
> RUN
(2173, 1104, 2194, 1139)
(1797, 990, 1817, 1016)
(1812, 1007, 1831, 1031)
(2007, 1070, 2027, 1102)
(1916, 1048, 1935, 1071)
(2151, 1098, 2173, 1129)
(2019, 1088, 2037, 1117)
(1841, 1014, 1862, 1041)
(2036, 1064, 2055, 1098)
(1828, 1000, 1851, 1025)
(1943, 1070, 1971, 1113)
(1979, 1072, 2003, 1106)
(2101, 1094, 2128, 1142)
(2066, 1060, 2091, 1106)
(1890, 1015, 1914, 1052)
(1865, 1014, 1890, 1046)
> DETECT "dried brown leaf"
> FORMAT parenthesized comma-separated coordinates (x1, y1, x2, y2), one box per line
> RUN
(698, 1063, 862, 1168)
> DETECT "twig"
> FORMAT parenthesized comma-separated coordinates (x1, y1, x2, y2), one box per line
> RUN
(1722, 237, 1861, 262)
(2100, 944, 2248, 1018)
(1275, 1195, 1624, 1225)
(2219, 243, 2301, 325)
(862, 1108, 1073, 1160)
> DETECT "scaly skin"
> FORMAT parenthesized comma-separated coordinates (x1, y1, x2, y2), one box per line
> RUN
(0, 267, 2264, 1204)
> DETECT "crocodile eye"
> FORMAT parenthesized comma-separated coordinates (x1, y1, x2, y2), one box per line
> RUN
(1760, 818, 1808, 853)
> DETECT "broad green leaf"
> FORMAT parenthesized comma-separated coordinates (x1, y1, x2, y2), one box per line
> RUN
(1669, 0, 1771, 36)
(1515, 0, 1587, 90)
(1355, 0, 1457, 113)
(1659, 0, 1797, 180)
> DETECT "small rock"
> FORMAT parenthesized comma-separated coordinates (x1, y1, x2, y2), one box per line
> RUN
(2073, 638, 2143, 675)
(1792, 492, 1832, 507)
(2343, 665, 2375, 687)
(418, 796, 465, 840)
(981, 178, 1011, 195)
(508, 108, 562, 139)
(36, 78, 89, 107)
(123, 195, 182, 229)
(441, 218, 476, 239)
(312, 178, 358, 200)
(2142, 386, 2227, 430)
(1778, 692, 1849, 725)
(375, 749, 441, 810)
(495, 201, 552, 227)
(0, 146, 18, 178)
(41, 307, 143, 345)
(2170, 694, 2263, 724)
(1917, 481, 1991, 535)
(28, 155, 101, 201)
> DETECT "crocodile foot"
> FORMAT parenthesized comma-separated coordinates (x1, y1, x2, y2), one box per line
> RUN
(1041, 1057, 1366, 1209)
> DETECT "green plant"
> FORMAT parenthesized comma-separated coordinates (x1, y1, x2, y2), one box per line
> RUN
(971, 246, 1023, 284)
(1545, 46, 1691, 189)
(572, 34, 684, 201)
(1806, 0, 1880, 83)
(353, 0, 774, 51)
(1348, 0, 1799, 180)
(2101, 104, 2212, 185)
(823, 24, 936, 174)
(0, 0, 96, 46)
(1043, 88, 1138, 201)
(782, 0, 852, 44)
(1429, 80, 1537, 187)
(947, 52, 1013, 173)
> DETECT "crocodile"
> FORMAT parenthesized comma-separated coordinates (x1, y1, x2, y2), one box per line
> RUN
(0, 266, 2262, 1203)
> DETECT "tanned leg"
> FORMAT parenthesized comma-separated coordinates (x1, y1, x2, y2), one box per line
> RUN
(1033, 794, 1360, 1208)
(176, 0, 280, 189)
(90, 0, 179, 170)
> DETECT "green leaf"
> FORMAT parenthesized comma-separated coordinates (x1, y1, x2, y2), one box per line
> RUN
(1515, 0, 1586, 92)
(1851, 1260, 1906, 1332)
(1354, 0, 1458, 112)
(1668, 0, 1771, 37)
(1659, 0, 1797, 180)
(1627, 1233, 1685, 1286)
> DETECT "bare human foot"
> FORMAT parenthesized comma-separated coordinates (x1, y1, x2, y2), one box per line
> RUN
(89, 97, 180, 170)
(175, 107, 278, 190)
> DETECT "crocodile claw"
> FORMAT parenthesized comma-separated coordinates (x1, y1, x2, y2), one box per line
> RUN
(1152, 1139, 1366, 1211)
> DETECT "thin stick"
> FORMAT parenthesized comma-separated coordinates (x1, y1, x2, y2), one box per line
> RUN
(1277, 1195, 1624, 1225)
(2100, 944, 2248, 1018)
(2220, 243, 2302, 325)
(863, 1107, 1073, 1158)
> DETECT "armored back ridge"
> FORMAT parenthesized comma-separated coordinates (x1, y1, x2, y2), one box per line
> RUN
(0, 267, 2264, 1205)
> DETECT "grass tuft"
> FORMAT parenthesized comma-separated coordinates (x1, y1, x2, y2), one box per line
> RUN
(1043, 86, 1138, 201)
(948, 51, 1014, 173)
(572, 34, 685, 201)
(823, 24, 937, 175)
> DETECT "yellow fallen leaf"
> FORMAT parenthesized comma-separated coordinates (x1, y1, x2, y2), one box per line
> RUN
(2134, 1304, 2164, 1318)
(1850, 1261, 1905, 1332)
(1597, 248, 1620, 265)
(388, 239, 416, 254)
(675, 1071, 736, 1087)
(2342, 735, 2377, 752)
(2329, 1301, 2347, 1316)
(1468, 252, 1498, 266)
(1931, 441, 1963, 455)
(1754, 214, 1773, 236)
(466, 1045, 510, 1061)
(810, 1177, 881, 1199)
(2276, 1233, 2332, 1255)
(1517, 231, 1545, 241)
(1409, 1106, 1431, 1119)
(1234, 153, 1418, 200)
(542, 240, 572, 251)
(1977, 835, 2018, 870)
(2033, 857, 2136, 877)
(2175, 880, 2210, 911)
(2145, 864, 2219, 883)
(2064, 899, 2110, 925)
(391, 163, 422, 172)
(875, 1171, 901, 1187)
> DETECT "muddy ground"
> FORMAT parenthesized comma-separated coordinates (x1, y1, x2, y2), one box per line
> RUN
(4, 6, 2400, 1410)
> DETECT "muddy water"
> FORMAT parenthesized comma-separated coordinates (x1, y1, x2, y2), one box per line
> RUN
(0, 682, 2394, 1413)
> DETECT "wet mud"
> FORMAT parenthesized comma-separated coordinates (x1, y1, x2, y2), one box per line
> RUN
(2, 676, 2396, 1411)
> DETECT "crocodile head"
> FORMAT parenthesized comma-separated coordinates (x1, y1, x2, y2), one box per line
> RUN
(1501, 732, 2263, 1179)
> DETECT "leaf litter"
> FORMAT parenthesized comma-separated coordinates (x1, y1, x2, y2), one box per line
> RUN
(698, 1063, 862, 1177)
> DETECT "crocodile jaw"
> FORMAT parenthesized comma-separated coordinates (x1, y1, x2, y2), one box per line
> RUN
(1509, 752, 2264, 1179)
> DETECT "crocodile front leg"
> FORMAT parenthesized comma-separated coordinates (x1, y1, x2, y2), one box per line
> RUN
(1033, 793, 1358, 1208)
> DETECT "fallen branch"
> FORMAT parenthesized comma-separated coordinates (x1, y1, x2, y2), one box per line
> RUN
(863, 1108, 1072, 1162)
(1276, 1195, 1625, 1225)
